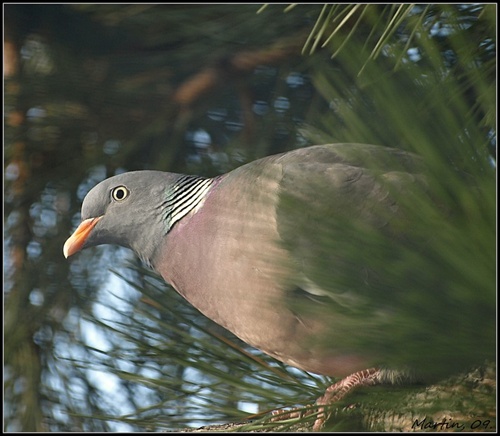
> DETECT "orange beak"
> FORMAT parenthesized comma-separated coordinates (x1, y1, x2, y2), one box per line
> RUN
(63, 217, 102, 258)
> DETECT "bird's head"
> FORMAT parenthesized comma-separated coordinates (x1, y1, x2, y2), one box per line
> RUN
(63, 171, 186, 264)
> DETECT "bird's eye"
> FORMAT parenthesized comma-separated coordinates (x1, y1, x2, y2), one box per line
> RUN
(111, 186, 129, 202)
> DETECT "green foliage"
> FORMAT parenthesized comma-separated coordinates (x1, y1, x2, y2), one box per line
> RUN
(297, 2, 495, 381)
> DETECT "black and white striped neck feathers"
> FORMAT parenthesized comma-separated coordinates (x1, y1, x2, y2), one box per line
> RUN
(162, 175, 215, 230)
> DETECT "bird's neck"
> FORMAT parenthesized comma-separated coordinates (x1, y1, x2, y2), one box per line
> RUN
(163, 174, 218, 232)
(134, 175, 218, 269)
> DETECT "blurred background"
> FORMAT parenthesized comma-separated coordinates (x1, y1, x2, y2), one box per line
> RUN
(4, 4, 496, 432)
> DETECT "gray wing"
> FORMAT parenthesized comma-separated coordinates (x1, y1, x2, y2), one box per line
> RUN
(275, 143, 426, 299)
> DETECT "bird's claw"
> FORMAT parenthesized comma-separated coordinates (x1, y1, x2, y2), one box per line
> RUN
(271, 368, 383, 431)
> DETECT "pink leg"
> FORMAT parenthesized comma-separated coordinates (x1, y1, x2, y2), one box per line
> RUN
(313, 367, 382, 431)
(271, 368, 409, 430)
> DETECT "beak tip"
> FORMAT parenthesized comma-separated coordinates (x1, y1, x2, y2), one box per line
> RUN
(63, 216, 102, 259)
(63, 240, 73, 258)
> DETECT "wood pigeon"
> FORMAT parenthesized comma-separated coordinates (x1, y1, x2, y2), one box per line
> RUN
(63, 143, 494, 430)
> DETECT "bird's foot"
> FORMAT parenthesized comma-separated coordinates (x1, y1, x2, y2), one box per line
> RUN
(270, 367, 384, 431)
(312, 367, 382, 431)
